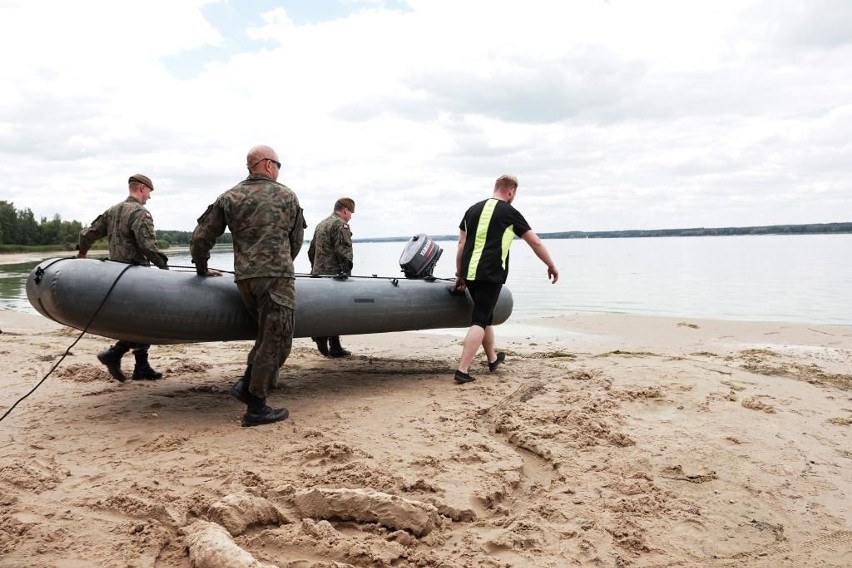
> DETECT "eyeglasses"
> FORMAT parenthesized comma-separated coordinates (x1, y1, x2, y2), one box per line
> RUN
(251, 158, 282, 169)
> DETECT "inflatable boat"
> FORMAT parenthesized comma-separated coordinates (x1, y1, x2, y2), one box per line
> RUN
(25, 237, 513, 345)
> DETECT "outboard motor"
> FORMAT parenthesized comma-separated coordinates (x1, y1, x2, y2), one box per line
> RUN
(399, 234, 443, 279)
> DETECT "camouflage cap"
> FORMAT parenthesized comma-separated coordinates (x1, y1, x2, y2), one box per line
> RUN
(129, 174, 154, 190)
(335, 197, 355, 213)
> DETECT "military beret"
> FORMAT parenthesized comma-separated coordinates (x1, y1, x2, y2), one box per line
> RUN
(129, 174, 154, 190)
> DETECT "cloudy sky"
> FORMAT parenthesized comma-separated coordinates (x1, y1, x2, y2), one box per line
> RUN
(1, 0, 849, 238)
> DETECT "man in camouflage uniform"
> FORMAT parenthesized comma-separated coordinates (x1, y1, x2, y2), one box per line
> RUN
(308, 197, 355, 358)
(77, 174, 169, 382)
(191, 145, 305, 427)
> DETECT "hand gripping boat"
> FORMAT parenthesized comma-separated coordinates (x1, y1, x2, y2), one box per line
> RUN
(25, 235, 513, 345)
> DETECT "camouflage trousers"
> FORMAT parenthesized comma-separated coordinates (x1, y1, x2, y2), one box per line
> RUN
(236, 277, 296, 399)
(114, 341, 150, 353)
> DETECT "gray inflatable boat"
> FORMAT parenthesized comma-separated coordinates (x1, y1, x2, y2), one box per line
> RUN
(26, 254, 513, 345)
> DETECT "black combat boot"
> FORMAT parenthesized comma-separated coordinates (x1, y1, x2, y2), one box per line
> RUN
(97, 344, 131, 382)
(230, 364, 252, 403)
(131, 349, 163, 380)
(242, 391, 288, 427)
(328, 336, 351, 358)
(312, 337, 330, 357)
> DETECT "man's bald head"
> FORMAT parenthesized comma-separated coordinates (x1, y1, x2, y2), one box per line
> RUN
(246, 145, 282, 180)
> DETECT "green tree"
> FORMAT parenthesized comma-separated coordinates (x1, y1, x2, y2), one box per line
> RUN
(16, 208, 39, 245)
(0, 200, 17, 244)
(60, 219, 83, 246)
(39, 214, 62, 245)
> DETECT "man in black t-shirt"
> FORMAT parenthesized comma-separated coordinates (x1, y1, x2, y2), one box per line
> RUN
(453, 174, 559, 384)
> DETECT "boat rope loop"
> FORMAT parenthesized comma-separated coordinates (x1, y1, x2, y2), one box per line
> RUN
(33, 255, 77, 284)
(0, 262, 135, 423)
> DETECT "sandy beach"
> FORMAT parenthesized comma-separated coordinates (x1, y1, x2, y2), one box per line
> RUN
(0, 252, 75, 265)
(1, 307, 851, 567)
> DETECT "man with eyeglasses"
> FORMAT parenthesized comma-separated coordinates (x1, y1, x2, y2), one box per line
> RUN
(190, 145, 306, 427)
(308, 197, 356, 358)
(77, 174, 169, 382)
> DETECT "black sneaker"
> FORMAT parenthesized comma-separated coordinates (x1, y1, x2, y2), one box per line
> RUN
(488, 352, 506, 372)
(454, 370, 475, 384)
(242, 406, 289, 427)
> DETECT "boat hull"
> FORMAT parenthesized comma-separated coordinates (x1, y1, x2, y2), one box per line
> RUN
(26, 258, 513, 344)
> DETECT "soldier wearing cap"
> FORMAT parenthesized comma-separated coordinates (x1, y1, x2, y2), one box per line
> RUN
(77, 174, 169, 382)
(308, 197, 356, 358)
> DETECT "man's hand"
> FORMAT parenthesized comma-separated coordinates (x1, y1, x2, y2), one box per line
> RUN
(547, 265, 559, 283)
(198, 268, 223, 277)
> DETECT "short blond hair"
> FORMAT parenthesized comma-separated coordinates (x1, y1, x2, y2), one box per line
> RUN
(495, 174, 518, 190)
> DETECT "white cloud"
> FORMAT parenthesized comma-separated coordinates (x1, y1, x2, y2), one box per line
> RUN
(0, 0, 850, 238)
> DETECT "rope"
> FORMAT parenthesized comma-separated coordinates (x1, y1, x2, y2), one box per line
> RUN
(0, 261, 134, 423)
(167, 265, 454, 283)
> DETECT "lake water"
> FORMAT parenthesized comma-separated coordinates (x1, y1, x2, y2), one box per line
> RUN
(2, 234, 850, 326)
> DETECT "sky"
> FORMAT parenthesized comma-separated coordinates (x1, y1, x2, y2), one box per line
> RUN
(0, 0, 850, 238)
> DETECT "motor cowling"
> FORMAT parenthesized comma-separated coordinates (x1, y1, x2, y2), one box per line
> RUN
(399, 234, 443, 279)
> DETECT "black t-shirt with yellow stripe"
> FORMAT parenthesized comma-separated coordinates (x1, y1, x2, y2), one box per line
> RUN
(459, 198, 531, 284)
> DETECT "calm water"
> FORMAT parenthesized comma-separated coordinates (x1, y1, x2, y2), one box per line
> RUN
(2, 234, 850, 325)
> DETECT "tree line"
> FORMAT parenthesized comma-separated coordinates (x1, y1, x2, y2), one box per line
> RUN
(0, 201, 83, 248)
(537, 222, 852, 239)
(354, 222, 852, 243)
(0, 201, 232, 251)
(155, 230, 232, 246)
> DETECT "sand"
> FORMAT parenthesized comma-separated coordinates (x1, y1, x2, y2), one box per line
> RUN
(1, 308, 851, 567)
(0, 252, 73, 265)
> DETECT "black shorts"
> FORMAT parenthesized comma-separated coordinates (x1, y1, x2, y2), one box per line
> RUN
(465, 280, 502, 329)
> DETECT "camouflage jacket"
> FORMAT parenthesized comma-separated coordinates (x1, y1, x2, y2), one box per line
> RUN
(78, 196, 168, 268)
(191, 174, 305, 284)
(308, 213, 353, 275)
